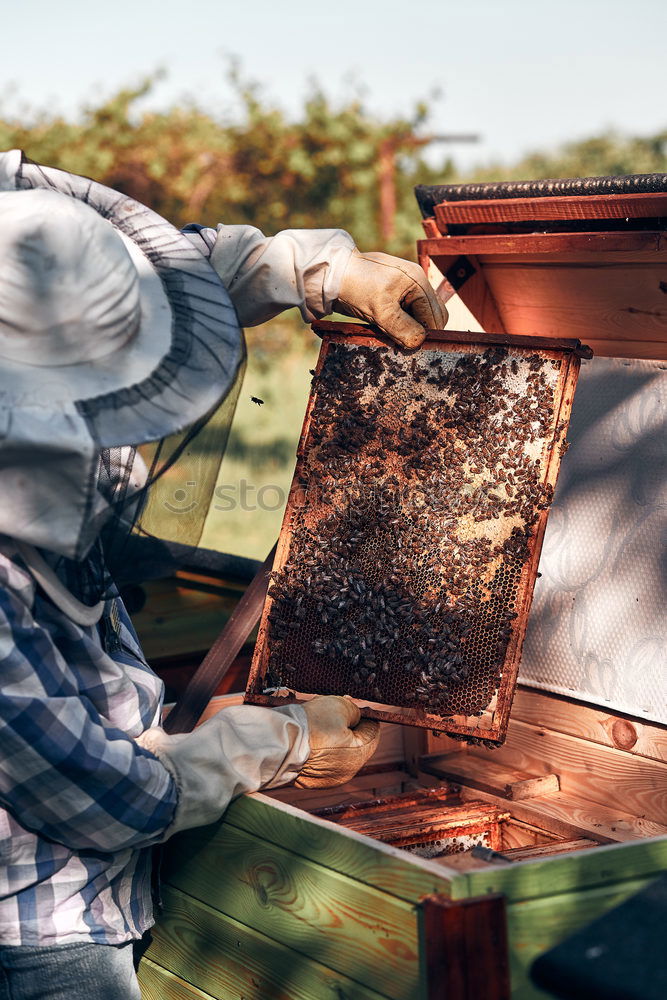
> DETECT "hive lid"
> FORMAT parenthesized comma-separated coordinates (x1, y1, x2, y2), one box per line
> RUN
(415, 173, 667, 221)
(245, 322, 587, 744)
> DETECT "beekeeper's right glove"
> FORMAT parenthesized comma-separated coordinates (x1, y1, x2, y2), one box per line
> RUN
(137, 695, 380, 838)
(138, 703, 310, 838)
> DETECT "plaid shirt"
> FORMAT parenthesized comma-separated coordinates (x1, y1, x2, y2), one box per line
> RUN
(0, 538, 178, 946)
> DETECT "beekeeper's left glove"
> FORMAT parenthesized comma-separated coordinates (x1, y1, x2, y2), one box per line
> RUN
(334, 249, 447, 349)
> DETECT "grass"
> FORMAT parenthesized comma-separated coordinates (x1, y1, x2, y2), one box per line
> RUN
(199, 313, 321, 561)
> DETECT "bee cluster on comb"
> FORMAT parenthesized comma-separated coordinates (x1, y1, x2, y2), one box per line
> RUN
(247, 330, 581, 742)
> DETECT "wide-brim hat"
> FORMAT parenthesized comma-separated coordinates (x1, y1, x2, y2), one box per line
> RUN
(0, 149, 243, 448)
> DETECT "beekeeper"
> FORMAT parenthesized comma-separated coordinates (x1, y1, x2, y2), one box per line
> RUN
(0, 149, 446, 999)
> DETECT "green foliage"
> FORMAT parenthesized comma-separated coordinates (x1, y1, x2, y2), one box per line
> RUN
(0, 68, 452, 259)
(462, 130, 667, 184)
(4, 66, 663, 261)
(2, 71, 665, 558)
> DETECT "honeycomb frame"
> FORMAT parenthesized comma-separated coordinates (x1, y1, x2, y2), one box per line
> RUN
(245, 323, 587, 743)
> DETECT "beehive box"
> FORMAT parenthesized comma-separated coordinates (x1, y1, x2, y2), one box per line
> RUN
(139, 694, 667, 1000)
(138, 177, 667, 1000)
(246, 324, 587, 743)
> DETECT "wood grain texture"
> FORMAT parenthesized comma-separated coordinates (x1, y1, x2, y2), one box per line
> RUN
(162, 820, 421, 998)
(134, 576, 243, 661)
(480, 718, 667, 823)
(480, 260, 667, 348)
(510, 687, 667, 763)
(146, 886, 388, 1000)
(420, 231, 665, 257)
(502, 838, 597, 861)
(419, 893, 510, 1000)
(138, 957, 217, 1000)
(506, 773, 560, 800)
(501, 820, 561, 851)
(457, 783, 667, 843)
(447, 835, 667, 903)
(419, 753, 551, 801)
(219, 793, 463, 896)
(434, 192, 667, 227)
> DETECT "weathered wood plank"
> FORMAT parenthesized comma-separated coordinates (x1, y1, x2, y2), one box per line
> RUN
(268, 769, 414, 810)
(478, 718, 667, 823)
(509, 686, 667, 763)
(480, 259, 667, 349)
(447, 835, 667, 903)
(419, 893, 510, 1000)
(502, 839, 597, 861)
(163, 820, 421, 998)
(434, 192, 667, 227)
(146, 886, 389, 1000)
(215, 792, 461, 899)
(419, 752, 555, 802)
(420, 232, 666, 256)
(505, 877, 655, 1000)
(138, 957, 217, 1000)
(507, 774, 560, 800)
(455, 779, 667, 843)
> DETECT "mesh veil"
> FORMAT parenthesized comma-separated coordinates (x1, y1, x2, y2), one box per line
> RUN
(54, 361, 245, 604)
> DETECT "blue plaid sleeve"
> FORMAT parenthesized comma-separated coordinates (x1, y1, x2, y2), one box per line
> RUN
(0, 576, 179, 853)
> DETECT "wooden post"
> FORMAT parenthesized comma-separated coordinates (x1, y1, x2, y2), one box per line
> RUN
(419, 892, 510, 1000)
(379, 138, 397, 244)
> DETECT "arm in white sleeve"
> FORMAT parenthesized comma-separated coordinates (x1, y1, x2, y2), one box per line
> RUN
(137, 703, 309, 838)
(209, 225, 355, 327)
(0, 551, 308, 849)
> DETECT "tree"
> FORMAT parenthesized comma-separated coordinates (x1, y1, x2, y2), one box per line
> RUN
(0, 68, 452, 259)
(462, 130, 667, 184)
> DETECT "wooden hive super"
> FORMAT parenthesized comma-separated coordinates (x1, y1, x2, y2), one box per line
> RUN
(137, 175, 667, 1000)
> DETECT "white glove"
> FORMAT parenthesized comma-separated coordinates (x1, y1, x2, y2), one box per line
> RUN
(295, 695, 381, 789)
(334, 249, 447, 348)
(137, 704, 309, 839)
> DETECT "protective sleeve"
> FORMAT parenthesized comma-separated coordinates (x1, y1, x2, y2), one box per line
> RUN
(208, 225, 356, 327)
(137, 703, 310, 838)
(0, 578, 309, 852)
(0, 579, 179, 853)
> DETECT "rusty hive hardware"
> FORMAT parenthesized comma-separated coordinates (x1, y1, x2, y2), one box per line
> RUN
(246, 325, 583, 743)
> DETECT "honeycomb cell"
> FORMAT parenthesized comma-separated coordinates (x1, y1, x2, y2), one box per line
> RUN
(250, 338, 572, 741)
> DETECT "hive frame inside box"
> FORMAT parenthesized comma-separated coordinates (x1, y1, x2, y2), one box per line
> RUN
(245, 323, 587, 743)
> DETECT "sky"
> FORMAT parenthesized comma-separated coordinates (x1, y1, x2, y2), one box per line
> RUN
(2, 0, 665, 172)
